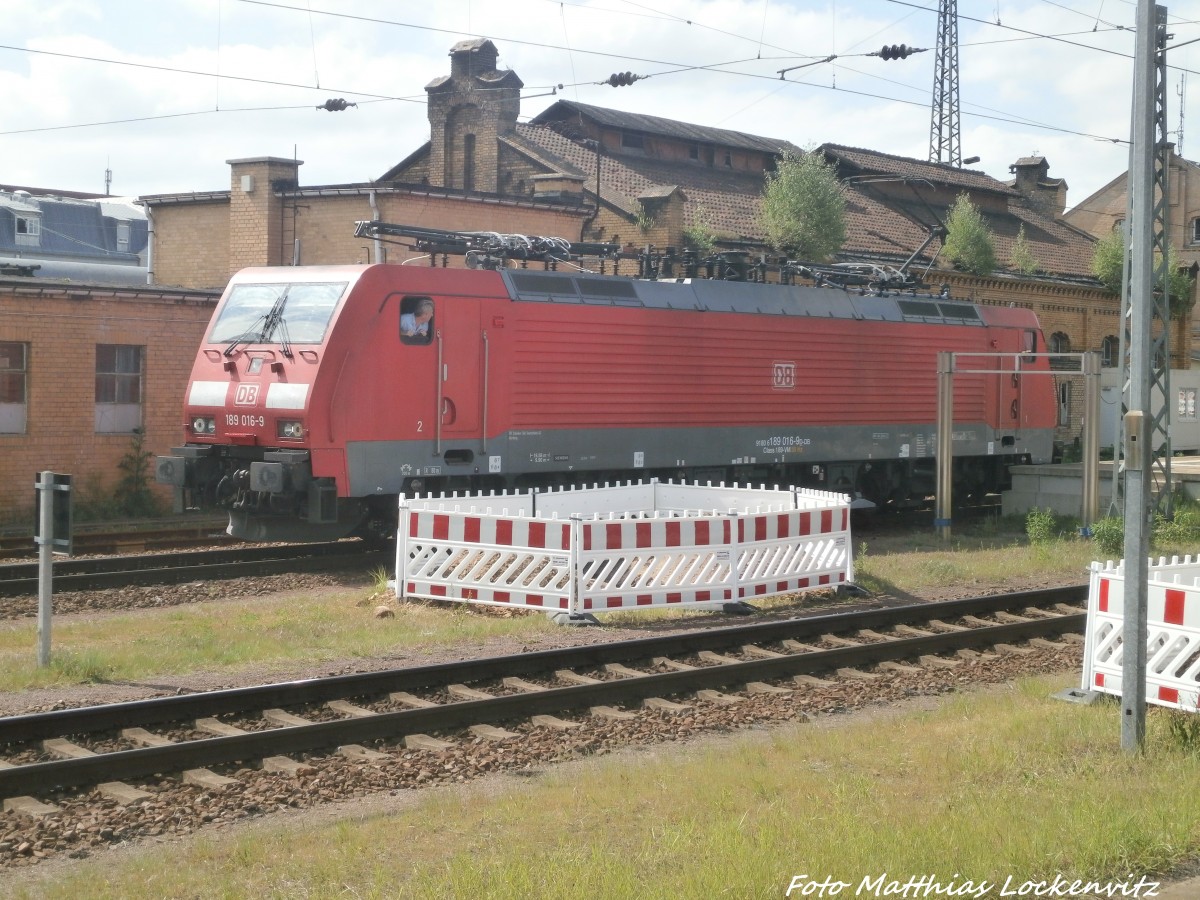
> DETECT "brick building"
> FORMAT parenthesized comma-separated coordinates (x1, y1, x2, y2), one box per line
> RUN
(0, 279, 217, 519)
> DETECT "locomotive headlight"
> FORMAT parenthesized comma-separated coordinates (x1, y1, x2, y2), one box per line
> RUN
(277, 420, 304, 440)
(192, 416, 216, 435)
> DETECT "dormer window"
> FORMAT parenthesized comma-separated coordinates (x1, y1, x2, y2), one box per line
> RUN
(621, 132, 644, 151)
(723, 150, 733, 167)
(15, 215, 40, 246)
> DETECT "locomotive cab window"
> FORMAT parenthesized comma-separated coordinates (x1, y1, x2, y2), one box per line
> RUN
(400, 296, 435, 345)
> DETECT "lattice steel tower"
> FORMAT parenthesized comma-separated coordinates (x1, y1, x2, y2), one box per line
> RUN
(929, 0, 961, 165)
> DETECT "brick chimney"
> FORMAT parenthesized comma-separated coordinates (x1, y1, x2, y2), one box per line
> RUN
(1008, 156, 1067, 217)
(426, 39, 523, 193)
(226, 156, 302, 273)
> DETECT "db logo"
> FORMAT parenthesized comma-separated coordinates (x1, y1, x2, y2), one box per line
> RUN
(772, 362, 796, 390)
(233, 384, 260, 406)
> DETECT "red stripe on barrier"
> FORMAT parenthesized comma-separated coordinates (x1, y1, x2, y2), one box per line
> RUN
(1095, 673, 1105, 687)
(408, 512, 420, 533)
(797, 578, 810, 589)
(696, 591, 710, 602)
(606, 596, 623, 608)
(777, 581, 789, 592)
(821, 509, 833, 533)
(464, 517, 480, 544)
(777, 514, 789, 539)
(819, 574, 830, 585)
(1099, 578, 1109, 612)
(1164, 589, 1186, 626)
(755, 517, 767, 542)
(636, 522, 652, 548)
(754, 584, 767, 595)
(667, 592, 682, 603)
(496, 519, 513, 545)
(737, 519, 745, 542)
(582, 598, 593, 610)
(494, 591, 510, 603)
(637, 595, 652, 605)
(841, 509, 848, 530)
(529, 521, 546, 548)
(723, 519, 732, 543)
(406, 582, 416, 593)
(583, 525, 592, 552)
(528, 595, 544, 607)
(738, 587, 745, 598)
(433, 515, 449, 540)
(1159, 686, 1180, 704)
(666, 520, 681, 547)
(560, 523, 571, 548)
(431, 584, 446, 596)
(606, 523, 622, 550)
(799, 512, 811, 536)
(723, 589, 732, 600)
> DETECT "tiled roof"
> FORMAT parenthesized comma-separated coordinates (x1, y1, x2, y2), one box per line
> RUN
(822, 144, 1019, 197)
(530, 100, 804, 156)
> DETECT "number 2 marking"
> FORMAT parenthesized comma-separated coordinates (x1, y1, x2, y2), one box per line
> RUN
(416, 420, 423, 433)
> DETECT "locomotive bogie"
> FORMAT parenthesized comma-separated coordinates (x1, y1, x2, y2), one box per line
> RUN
(157, 261, 1058, 542)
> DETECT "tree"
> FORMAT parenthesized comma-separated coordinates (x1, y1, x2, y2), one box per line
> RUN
(1091, 229, 1197, 319)
(1009, 224, 1039, 275)
(761, 150, 846, 262)
(942, 193, 996, 276)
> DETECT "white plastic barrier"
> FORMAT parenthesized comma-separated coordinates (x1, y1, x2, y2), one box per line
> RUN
(394, 481, 853, 616)
(1083, 556, 1200, 711)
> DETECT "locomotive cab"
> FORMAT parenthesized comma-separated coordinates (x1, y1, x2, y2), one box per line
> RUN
(156, 270, 363, 541)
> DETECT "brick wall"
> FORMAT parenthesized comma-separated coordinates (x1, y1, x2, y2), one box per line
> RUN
(150, 201, 229, 290)
(0, 282, 218, 520)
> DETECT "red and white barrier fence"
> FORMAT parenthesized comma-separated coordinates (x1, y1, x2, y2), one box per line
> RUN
(1083, 556, 1200, 711)
(394, 481, 853, 617)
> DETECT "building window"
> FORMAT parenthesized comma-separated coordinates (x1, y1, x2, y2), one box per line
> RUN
(15, 215, 40, 246)
(1101, 335, 1119, 368)
(1112, 218, 1125, 234)
(0, 341, 27, 434)
(116, 220, 131, 251)
(1178, 387, 1198, 421)
(689, 144, 699, 161)
(463, 133, 475, 193)
(1049, 332, 1071, 370)
(95, 344, 143, 433)
(723, 150, 733, 167)
(1058, 381, 1071, 427)
(621, 132, 644, 151)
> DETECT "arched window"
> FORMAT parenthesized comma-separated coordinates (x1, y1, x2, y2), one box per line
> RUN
(1192, 217, 1200, 244)
(1101, 335, 1119, 368)
(1049, 332, 1071, 370)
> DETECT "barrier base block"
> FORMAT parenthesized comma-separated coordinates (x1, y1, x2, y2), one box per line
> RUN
(548, 611, 600, 627)
(722, 601, 757, 616)
(1052, 688, 1108, 706)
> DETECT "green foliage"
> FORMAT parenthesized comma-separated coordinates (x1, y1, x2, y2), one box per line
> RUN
(1153, 504, 1200, 547)
(942, 193, 996, 276)
(1025, 507, 1058, 545)
(115, 429, 160, 517)
(682, 219, 717, 256)
(1091, 230, 1196, 319)
(1009, 224, 1039, 275)
(1091, 516, 1125, 557)
(633, 203, 655, 233)
(1161, 707, 1200, 753)
(761, 149, 847, 262)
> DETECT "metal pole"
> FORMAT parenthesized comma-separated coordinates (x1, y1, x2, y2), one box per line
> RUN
(1081, 351, 1101, 533)
(37, 470, 54, 668)
(1120, 0, 1160, 753)
(935, 351, 954, 539)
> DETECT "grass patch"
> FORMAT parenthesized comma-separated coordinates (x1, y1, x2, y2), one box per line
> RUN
(13, 675, 1200, 898)
(0, 587, 559, 692)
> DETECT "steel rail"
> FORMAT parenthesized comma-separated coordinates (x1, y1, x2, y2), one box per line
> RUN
(0, 586, 1087, 796)
(0, 543, 387, 597)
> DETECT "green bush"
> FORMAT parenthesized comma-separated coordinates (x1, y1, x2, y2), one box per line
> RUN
(1091, 516, 1125, 558)
(1025, 507, 1058, 545)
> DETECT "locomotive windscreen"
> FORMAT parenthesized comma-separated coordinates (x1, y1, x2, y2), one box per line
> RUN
(208, 282, 348, 345)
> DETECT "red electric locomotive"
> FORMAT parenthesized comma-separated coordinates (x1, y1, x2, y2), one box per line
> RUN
(156, 225, 1058, 541)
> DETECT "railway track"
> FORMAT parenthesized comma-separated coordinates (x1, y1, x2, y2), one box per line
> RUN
(0, 519, 231, 558)
(0, 542, 388, 597)
(0, 584, 1087, 808)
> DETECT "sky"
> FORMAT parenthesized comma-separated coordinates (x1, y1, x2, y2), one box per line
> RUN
(2, 0, 1199, 216)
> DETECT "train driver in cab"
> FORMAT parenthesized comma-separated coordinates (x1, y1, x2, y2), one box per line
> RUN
(401, 297, 435, 341)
